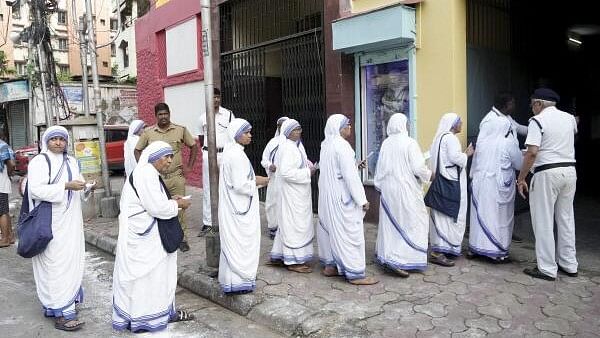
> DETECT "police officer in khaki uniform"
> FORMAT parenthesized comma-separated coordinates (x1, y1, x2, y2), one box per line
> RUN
(135, 102, 198, 252)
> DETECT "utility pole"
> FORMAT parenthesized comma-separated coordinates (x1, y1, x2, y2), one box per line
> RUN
(85, 0, 118, 217)
(32, 2, 53, 127)
(75, 3, 91, 117)
(201, 0, 220, 269)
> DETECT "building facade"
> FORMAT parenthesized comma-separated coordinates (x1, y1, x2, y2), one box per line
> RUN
(111, 0, 145, 81)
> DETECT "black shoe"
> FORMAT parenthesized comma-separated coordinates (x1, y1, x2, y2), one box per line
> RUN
(197, 225, 212, 237)
(489, 256, 512, 264)
(523, 267, 555, 281)
(558, 265, 578, 277)
(179, 241, 190, 252)
(465, 251, 476, 260)
(512, 234, 523, 243)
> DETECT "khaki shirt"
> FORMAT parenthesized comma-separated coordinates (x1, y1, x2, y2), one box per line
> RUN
(136, 123, 196, 174)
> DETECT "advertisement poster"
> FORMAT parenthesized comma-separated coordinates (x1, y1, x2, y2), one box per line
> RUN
(0, 80, 29, 103)
(62, 87, 83, 114)
(74, 141, 101, 174)
(363, 59, 410, 180)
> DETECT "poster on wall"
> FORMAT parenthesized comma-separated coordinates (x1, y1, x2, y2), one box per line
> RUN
(74, 141, 101, 174)
(363, 59, 410, 181)
(0, 80, 29, 103)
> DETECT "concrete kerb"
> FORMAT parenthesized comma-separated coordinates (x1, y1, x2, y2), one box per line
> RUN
(83, 227, 350, 336)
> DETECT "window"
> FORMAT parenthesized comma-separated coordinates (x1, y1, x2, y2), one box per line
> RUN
(360, 57, 412, 182)
(57, 38, 68, 51)
(102, 61, 109, 67)
(110, 19, 118, 31)
(15, 63, 26, 76)
(57, 10, 67, 25)
(110, 43, 116, 57)
(12, 5, 21, 19)
(100, 19, 106, 26)
(0, 14, 4, 21)
(119, 41, 129, 68)
(58, 64, 69, 74)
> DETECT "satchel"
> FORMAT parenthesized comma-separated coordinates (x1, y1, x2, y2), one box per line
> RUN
(424, 133, 461, 221)
(128, 173, 183, 253)
(17, 154, 54, 258)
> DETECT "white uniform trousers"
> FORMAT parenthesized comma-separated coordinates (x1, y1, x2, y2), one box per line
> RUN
(202, 150, 222, 226)
(530, 166, 578, 277)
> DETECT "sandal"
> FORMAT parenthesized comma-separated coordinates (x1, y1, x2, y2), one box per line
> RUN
(55, 317, 84, 331)
(0, 241, 10, 248)
(322, 266, 338, 277)
(429, 253, 455, 267)
(349, 276, 379, 285)
(287, 264, 312, 273)
(170, 309, 195, 323)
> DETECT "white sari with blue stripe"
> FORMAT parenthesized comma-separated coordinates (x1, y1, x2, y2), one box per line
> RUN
(112, 142, 179, 332)
(374, 113, 432, 271)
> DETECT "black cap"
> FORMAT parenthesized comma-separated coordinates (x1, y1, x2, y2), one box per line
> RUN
(531, 88, 560, 103)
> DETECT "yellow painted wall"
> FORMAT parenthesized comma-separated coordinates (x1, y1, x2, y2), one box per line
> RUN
(351, 0, 403, 13)
(415, 0, 468, 148)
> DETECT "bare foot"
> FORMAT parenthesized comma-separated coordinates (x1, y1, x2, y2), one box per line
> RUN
(349, 276, 379, 285)
(287, 264, 312, 273)
(0, 240, 11, 248)
(322, 266, 338, 277)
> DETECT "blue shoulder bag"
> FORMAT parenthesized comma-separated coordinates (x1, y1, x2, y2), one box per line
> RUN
(424, 133, 461, 221)
(17, 154, 60, 258)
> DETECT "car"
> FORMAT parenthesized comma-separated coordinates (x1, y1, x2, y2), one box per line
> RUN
(13, 124, 130, 175)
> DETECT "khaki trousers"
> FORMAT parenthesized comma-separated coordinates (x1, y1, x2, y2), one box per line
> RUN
(162, 171, 187, 241)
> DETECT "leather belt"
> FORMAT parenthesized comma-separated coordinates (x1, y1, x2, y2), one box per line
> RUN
(533, 162, 576, 174)
(202, 146, 224, 153)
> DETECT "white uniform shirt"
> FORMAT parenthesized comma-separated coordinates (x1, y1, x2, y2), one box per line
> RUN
(525, 106, 577, 168)
(199, 106, 234, 149)
(0, 167, 10, 194)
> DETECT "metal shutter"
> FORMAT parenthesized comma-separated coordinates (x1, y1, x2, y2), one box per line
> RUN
(9, 101, 28, 148)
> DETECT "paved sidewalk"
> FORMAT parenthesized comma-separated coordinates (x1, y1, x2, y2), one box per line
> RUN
(79, 185, 600, 337)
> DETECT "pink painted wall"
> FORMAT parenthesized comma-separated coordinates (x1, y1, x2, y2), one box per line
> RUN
(135, 0, 205, 187)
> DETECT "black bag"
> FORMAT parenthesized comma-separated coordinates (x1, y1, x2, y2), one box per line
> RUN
(17, 154, 54, 258)
(424, 133, 461, 221)
(128, 174, 184, 253)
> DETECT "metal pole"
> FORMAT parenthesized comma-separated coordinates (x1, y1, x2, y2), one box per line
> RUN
(78, 16, 91, 117)
(201, 0, 220, 268)
(85, 0, 111, 197)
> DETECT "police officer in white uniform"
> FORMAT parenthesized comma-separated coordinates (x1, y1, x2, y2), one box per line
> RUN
(198, 88, 234, 235)
(517, 88, 578, 281)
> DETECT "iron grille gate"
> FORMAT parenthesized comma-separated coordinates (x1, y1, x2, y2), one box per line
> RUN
(220, 0, 325, 208)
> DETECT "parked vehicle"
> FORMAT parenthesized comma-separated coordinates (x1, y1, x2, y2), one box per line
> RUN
(13, 124, 130, 175)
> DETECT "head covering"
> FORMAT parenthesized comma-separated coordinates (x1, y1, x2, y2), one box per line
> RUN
(531, 88, 560, 103)
(138, 141, 173, 168)
(128, 120, 145, 137)
(471, 117, 512, 175)
(41, 126, 69, 153)
(274, 116, 289, 137)
(386, 113, 408, 136)
(429, 112, 460, 171)
(324, 114, 349, 140)
(227, 118, 252, 144)
(281, 118, 301, 139)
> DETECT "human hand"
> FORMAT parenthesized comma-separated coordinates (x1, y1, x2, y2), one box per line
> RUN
(65, 180, 86, 191)
(358, 160, 367, 170)
(362, 202, 370, 211)
(269, 164, 277, 173)
(256, 176, 269, 186)
(465, 143, 475, 157)
(517, 180, 528, 199)
(176, 198, 191, 209)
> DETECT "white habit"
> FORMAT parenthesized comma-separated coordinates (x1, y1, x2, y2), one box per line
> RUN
(374, 114, 431, 271)
(124, 119, 145, 177)
(469, 117, 523, 259)
(270, 119, 314, 265)
(317, 115, 368, 280)
(29, 126, 85, 320)
(218, 119, 261, 293)
(261, 117, 288, 237)
(428, 113, 468, 256)
(112, 141, 179, 332)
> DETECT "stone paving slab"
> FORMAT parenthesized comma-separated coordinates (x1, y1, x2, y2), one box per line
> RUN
(81, 186, 600, 337)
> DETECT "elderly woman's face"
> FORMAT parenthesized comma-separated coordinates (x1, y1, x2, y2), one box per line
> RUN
(237, 131, 252, 146)
(340, 124, 352, 139)
(48, 137, 67, 154)
(152, 154, 173, 173)
(288, 127, 302, 142)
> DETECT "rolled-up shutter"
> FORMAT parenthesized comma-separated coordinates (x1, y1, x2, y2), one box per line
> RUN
(9, 101, 28, 148)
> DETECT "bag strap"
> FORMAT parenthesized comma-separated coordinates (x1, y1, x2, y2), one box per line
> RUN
(435, 133, 461, 175)
(128, 173, 139, 198)
(129, 173, 171, 199)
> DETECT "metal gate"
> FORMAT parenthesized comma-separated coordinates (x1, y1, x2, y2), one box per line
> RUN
(220, 0, 325, 206)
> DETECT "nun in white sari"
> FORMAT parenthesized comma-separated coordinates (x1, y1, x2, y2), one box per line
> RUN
(374, 113, 431, 277)
(261, 116, 288, 239)
(124, 119, 145, 176)
(318, 114, 377, 285)
(28, 126, 86, 331)
(112, 141, 193, 333)
(428, 113, 474, 266)
(219, 118, 268, 293)
(270, 118, 316, 273)
(469, 117, 522, 261)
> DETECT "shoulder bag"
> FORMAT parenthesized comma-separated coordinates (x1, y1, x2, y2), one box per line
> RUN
(424, 133, 461, 221)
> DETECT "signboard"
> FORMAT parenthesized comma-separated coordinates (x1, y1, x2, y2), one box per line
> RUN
(0, 80, 29, 103)
(62, 87, 83, 114)
(74, 141, 101, 174)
